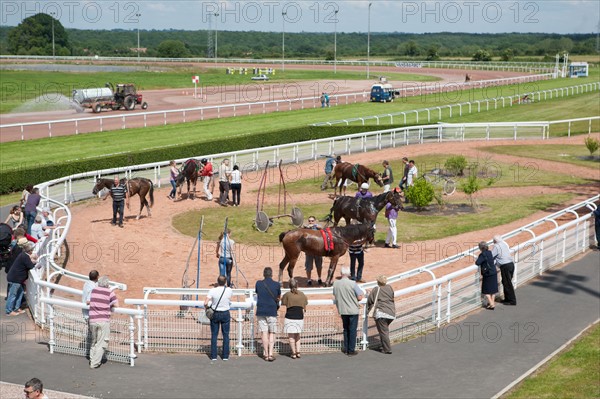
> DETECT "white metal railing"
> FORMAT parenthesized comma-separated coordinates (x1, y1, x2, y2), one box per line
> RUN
(27, 119, 598, 363)
(0, 55, 557, 72)
(1, 73, 555, 139)
(313, 81, 599, 126)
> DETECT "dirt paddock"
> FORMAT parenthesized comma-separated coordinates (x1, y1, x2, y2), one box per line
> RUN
(59, 135, 599, 301)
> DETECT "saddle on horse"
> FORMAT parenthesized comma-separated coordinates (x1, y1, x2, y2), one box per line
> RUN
(320, 228, 335, 254)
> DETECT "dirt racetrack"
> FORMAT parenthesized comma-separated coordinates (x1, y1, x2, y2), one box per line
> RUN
(1, 62, 532, 142)
(59, 135, 600, 301)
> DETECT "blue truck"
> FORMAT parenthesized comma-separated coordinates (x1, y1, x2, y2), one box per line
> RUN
(370, 83, 400, 102)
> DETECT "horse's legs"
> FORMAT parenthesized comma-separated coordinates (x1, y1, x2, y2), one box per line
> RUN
(287, 257, 297, 279)
(325, 256, 340, 286)
(278, 254, 290, 283)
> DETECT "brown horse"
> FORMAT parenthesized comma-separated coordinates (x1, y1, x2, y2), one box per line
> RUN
(333, 162, 384, 197)
(92, 177, 154, 220)
(176, 159, 200, 200)
(326, 189, 403, 227)
(278, 223, 375, 286)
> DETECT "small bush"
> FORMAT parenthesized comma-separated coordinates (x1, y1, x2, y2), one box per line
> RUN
(406, 178, 435, 209)
(584, 136, 599, 156)
(460, 166, 495, 209)
(444, 155, 468, 176)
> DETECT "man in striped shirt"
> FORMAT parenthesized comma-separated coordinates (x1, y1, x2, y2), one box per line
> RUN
(104, 176, 129, 228)
(88, 276, 119, 369)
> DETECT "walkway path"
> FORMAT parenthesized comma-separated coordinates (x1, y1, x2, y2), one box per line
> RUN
(1, 250, 598, 398)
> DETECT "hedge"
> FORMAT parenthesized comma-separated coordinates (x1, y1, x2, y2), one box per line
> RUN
(0, 124, 405, 194)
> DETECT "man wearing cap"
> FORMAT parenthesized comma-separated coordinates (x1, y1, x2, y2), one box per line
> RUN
(30, 215, 46, 240)
(5, 242, 38, 316)
(355, 183, 373, 199)
(200, 158, 214, 201)
(40, 207, 56, 230)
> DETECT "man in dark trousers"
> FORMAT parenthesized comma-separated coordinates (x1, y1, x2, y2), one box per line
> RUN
(593, 207, 600, 249)
(492, 235, 517, 306)
(398, 157, 409, 190)
(104, 176, 129, 228)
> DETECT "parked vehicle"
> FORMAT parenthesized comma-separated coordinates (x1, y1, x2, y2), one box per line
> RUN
(251, 74, 270, 81)
(370, 83, 400, 103)
(72, 83, 148, 113)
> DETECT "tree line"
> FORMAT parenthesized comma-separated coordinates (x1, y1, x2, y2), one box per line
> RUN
(1, 14, 597, 60)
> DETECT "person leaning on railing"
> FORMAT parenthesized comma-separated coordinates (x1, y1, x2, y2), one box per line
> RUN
(366, 275, 396, 354)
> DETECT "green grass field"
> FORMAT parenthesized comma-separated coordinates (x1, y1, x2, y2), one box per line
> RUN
(172, 193, 573, 245)
(1, 78, 598, 172)
(483, 144, 600, 169)
(505, 323, 600, 399)
(0, 68, 439, 114)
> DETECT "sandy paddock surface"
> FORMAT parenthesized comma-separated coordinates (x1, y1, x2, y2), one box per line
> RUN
(59, 135, 599, 301)
(1, 63, 531, 142)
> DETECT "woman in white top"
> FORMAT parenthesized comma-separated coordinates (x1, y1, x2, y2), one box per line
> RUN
(216, 229, 235, 287)
(204, 275, 233, 361)
(230, 164, 242, 207)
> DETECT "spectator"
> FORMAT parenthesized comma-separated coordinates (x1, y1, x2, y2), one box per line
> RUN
(384, 196, 402, 249)
(355, 183, 373, 199)
(103, 176, 129, 228)
(381, 161, 394, 193)
(398, 157, 409, 190)
(200, 158, 214, 201)
(255, 267, 281, 362)
(405, 160, 418, 203)
(332, 266, 364, 356)
(281, 278, 308, 359)
(321, 153, 337, 191)
(366, 275, 396, 354)
(492, 236, 517, 306)
(168, 160, 178, 200)
(24, 378, 47, 399)
(320, 93, 326, 108)
(593, 207, 600, 249)
(349, 242, 365, 283)
(88, 276, 119, 369)
(304, 216, 323, 287)
(204, 275, 233, 361)
(6, 242, 38, 316)
(325, 93, 330, 107)
(82, 270, 99, 320)
(5, 236, 28, 275)
(216, 229, 235, 287)
(20, 184, 33, 213)
(230, 165, 242, 207)
(4, 206, 23, 229)
(476, 242, 498, 310)
(218, 159, 232, 207)
(40, 207, 56, 230)
(30, 216, 46, 240)
(24, 187, 40, 235)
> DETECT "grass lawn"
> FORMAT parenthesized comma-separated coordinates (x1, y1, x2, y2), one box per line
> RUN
(482, 144, 600, 170)
(171, 193, 573, 245)
(261, 155, 589, 197)
(1, 83, 598, 172)
(0, 68, 439, 114)
(505, 323, 600, 399)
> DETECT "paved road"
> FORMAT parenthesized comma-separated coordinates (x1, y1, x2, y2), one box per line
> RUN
(1, 251, 599, 398)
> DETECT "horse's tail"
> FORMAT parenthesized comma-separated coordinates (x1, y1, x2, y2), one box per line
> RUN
(323, 201, 336, 223)
(148, 180, 154, 207)
(278, 231, 289, 243)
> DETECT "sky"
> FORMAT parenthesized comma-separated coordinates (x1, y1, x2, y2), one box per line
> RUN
(1, 0, 599, 34)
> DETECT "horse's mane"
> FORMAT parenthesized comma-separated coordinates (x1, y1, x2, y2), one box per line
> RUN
(333, 223, 372, 236)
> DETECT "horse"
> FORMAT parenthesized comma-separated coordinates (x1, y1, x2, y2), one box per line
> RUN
(278, 222, 375, 286)
(465, 73, 471, 82)
(333, 162, 384, 197)
(325, 189, 403, 227)
(176, 159, 200, 200)
(92, 177, 154, 220)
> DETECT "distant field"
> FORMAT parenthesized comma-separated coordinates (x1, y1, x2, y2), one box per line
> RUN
(0, 68, 439, 114)
(1, 79, 598, 171)
(483, 144, 600, 169)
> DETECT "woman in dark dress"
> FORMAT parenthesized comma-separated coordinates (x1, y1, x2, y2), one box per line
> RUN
(476, 242, 498, 309)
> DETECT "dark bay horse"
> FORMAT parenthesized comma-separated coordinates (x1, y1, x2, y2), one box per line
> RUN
(176, 159, 200, 200)
(333, 162, 384, 197)
(92, 177, 154, 220)
(278, 223, 375, 286)
(326, 189, 403, 227)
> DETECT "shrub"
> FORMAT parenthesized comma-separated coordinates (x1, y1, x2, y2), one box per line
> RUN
(405, 178, 435, 209)
(460, 166, 495, 209)
(584, 136, 599, 156)
(444, 155, 468, 176)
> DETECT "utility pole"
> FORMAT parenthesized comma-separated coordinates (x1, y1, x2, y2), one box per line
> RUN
(214, 12, 219, 63)
(334, 9, 338, 74)
(136, 13, 141, 62)
(282, 11, 287, 72)
(50, 11, 56, 59)
(367, 3, 372, 79)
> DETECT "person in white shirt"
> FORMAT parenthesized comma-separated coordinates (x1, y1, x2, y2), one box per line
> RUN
(30, 216, 46, 240)
(204, 275, 233, 361)
(230, 164, 242, 207)
(216, 229, 235, 287)
(406, 160, 418, 186)
(218, 159, 232, 206)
